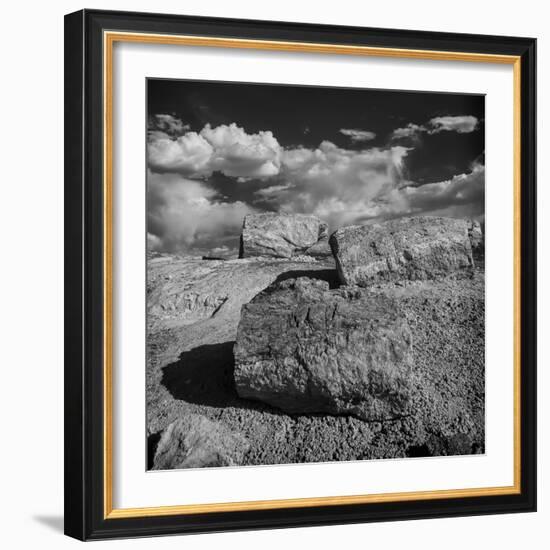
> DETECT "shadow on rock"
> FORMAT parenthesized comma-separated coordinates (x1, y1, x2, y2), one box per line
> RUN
(273, 268, 340, 289)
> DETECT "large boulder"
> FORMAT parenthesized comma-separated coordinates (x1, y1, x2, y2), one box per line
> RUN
(329, 216, 474, 287)
(152, 414, 249, 469)
(234, 274, 485, 443)
(239, 213, 328, 259)
(234, 278, 414, 421)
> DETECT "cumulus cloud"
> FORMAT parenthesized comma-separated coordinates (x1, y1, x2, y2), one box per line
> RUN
(339, 128, 377, 142)
(273, 141, 411, 229)
(148, 122, 282, 180)
(146, 118, 484, 254)
(268, 147, 483, 228)
(148, 132, 214, 176)
(148, 123, 414, 241)
(401, 162, 485, 218)
(428, 115, 478, 134)
(200, 123, 281, 179)
(391, 116, 479, 142)
(147, 171, 255, 253)
(308, 163, 485, 226)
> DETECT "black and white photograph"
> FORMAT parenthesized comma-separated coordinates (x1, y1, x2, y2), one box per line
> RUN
(146, 78, 486, 471)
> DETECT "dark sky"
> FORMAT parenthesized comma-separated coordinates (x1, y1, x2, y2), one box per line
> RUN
(147, 79, 485, 257)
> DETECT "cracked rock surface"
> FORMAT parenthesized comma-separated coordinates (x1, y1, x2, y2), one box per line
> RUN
(330, 216, 475, 287)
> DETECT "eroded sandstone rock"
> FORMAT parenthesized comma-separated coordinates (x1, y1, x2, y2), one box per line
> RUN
(329, 216, 474, 287)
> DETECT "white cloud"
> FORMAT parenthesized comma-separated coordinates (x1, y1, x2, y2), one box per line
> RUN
(148, 132, 214, 177)
(270, 149, 484, 228)
(390, 123, 426, 141)
(401, 162, 485, 216)
(147, 171, 255, 252)
(275, 141, 411, 229)
(390, 116, 479, 141)
(428, 115, 478, 134)
(339, 128, 377, 142)
(148, 122, 282, 180)
(254, 183, 294, 199)
(200, 123, 282, 179)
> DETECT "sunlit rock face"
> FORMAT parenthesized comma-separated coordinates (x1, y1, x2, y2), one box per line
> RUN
(234, 277, 414, 421)
(330, 216, 475, 287)
(239, 212, 328, 259)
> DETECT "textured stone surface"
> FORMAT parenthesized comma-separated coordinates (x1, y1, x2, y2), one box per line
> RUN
(329, 216, 474, 287)
(234, 274, 484, 449)
(152, 415, 249, 469)
(147, 216, 484, 469)
(234, 277, 414, 420)
(239, 213, 328, 259)
(147, 254, 333, 333)
(148, 260, 484, 466)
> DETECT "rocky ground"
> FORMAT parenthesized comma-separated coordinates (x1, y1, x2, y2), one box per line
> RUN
(147, 214, 485, 470)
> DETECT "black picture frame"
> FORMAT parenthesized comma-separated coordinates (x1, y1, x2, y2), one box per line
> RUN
(64, 8, 536, 541)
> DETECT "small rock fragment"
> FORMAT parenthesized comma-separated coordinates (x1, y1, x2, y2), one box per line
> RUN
(152, 415, 249, 470)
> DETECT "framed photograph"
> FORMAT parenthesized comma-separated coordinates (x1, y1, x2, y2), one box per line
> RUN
(64, 9, 536, 540)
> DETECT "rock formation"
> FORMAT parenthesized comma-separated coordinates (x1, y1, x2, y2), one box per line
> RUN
(329, 216, 474, 287)
(234, 278, 413, 420)
(147, 213, 485, 469)
(152, 414, 249, 469)
(234, 274, 484, 447)
(239, 212, 328, 259)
